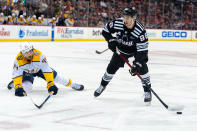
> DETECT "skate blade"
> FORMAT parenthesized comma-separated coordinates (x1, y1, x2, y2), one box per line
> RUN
(144, 101, 151, 106)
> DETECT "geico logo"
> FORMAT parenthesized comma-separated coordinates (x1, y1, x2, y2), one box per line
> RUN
(162, 31, 187, 38)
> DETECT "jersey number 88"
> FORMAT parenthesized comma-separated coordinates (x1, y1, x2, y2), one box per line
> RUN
(139, 33, 148, 41)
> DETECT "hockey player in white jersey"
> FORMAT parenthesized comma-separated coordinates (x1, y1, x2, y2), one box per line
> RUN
(8, 42, 84, 97)
(94, 6, 152, 103)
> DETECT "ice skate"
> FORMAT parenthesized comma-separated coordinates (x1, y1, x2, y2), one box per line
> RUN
(70, 83, 84, 91)
(144, 91, 152, 105)
(94, 85, 106, 97)
(7, 81, 14, 90)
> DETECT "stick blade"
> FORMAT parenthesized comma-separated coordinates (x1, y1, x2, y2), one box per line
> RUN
(34, 103, 41, 109)
(168, 105, 184, 111)
(95, 50, 102, 54)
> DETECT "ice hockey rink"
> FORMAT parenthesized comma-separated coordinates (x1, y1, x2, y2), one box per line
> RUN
(0, 41, 197, 131)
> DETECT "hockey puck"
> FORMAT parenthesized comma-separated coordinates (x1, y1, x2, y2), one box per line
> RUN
(176, 112, 182, 114)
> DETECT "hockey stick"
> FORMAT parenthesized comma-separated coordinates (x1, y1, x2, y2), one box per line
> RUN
(28, 93, 53, 109)
(116, 47, 184, 111)
(95, 48, 109, 54)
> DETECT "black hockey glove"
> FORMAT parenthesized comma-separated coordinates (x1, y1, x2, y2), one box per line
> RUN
(47, 81, 58, 95)
(108, 38, 118, 53)
(15, 86, 26, 97)
(129, 61, 142, 76)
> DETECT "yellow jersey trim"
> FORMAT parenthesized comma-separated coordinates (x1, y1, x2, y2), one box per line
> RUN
(16, 49, 42, 67)
(43, 72, 54, 83)
(13, 76, 23, 89)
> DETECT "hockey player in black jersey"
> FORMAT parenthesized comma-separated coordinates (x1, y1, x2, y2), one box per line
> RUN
(94, 6, 152, 103)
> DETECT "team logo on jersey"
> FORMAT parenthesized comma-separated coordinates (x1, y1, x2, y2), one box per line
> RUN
(17, 55, 23, 60)
(34, 51, 40, 56)
(119, 39, 133, 46)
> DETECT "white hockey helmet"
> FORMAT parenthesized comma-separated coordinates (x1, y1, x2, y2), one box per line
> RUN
(20, 42, 34, 54)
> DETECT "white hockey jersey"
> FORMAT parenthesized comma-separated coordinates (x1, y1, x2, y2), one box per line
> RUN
(12, 49, 54, 89)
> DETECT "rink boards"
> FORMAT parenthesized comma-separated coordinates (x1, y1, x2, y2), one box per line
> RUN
(0, 25, 196, 42)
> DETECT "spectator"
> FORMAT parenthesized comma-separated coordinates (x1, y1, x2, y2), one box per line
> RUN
(0, 13, 5, 24)
(35, 9, 43, 19)
(48, 17, 56, 26)
(41, 14, 45, 23)
(100, 0, 107, 8)
(0, 0, 196, 30)
(23, 13, 29, 25)
(65, 15, 74, 26)
(30, 15, 38, 25)
(5, 15, 13, 25)
(37, 17, 44, 25)
(18, 6, 25, 18)
(12, 13, 17, 24)
(17, 15, 26, 25)
(57, 15, 65, 26)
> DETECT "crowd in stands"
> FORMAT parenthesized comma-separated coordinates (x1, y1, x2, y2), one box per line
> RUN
(0, 0, 196, 30)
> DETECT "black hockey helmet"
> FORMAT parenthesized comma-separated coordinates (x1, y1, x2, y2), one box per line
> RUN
(122, 6, 137, 17)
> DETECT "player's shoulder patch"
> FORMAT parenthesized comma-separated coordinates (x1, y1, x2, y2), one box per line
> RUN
(17, 55, 23, 60)
(16, 52, 24, 60)
(33, 49, 42, 56)
(16, 52, 27, 66)
(32, 49, 42, 62)
(34, 51, 40, 56)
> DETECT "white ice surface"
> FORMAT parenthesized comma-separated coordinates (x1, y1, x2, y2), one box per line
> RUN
(0, 41, 197, 131)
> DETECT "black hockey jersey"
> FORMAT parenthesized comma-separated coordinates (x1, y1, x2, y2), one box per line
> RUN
(102, 18, 148, 63)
